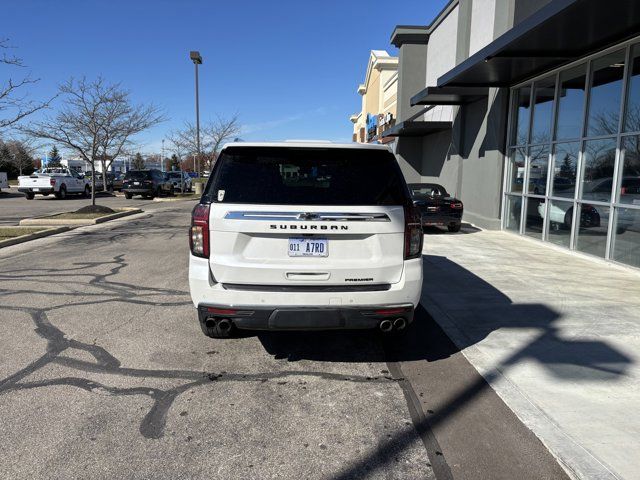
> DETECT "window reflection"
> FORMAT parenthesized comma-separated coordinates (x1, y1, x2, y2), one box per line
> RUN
(507, 148, 526, 192)
(575, 204, 609, 257)
(512, 86, 531, 146)
(530, 76, 555, 144)
(555, 64, 587, 140)
(613, 207, 640, 267)
(524, 197, 545, 239)
(552, 142, 579, 198)
(581, 138, 616, 202)
(619, 136, 640, 205)
(624, 44, 640, 133)
(527, 145, 549, 195)
(504, 195, 522, 232)
(587, 50, 625, 137)
(547, 200, 574, 248)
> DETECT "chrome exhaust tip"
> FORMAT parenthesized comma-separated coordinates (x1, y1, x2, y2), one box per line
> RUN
(217, 318, 232, 331)
(393, 317, 407, 330)
(379, 319, 393, 333)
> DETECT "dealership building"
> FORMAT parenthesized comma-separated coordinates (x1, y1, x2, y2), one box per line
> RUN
(361, 0, 640, 270)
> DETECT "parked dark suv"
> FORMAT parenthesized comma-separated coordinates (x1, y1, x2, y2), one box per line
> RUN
(122, 169, 173, 199)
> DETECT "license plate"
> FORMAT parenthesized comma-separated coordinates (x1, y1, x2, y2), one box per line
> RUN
(32, 188, 39, 192)
(134, 181, 140, 185)
(288, 237, 328, 257)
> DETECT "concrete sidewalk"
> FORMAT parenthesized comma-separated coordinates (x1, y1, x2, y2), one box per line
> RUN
(421, 228, 640, 480)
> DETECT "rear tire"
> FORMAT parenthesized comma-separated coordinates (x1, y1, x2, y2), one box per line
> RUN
(200, 319, 234, 339)
(124, 192, 133, 199)
(564, 207, 574, 229)
(25, 192, 35, 200)
(448, 224, 461, 233)
(55, 185, 67, 200)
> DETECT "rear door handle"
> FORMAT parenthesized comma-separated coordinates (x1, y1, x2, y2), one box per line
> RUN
(285, 272, 330, 281)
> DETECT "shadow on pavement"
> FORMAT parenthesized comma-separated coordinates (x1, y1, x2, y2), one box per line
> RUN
(422, 222, 481, 235)
(256, 254, 632, 479)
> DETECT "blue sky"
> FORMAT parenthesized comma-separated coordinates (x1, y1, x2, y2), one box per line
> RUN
(3, 0, 448, 154)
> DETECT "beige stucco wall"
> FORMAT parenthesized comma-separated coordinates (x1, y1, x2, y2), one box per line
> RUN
(350, 51, 399, 142)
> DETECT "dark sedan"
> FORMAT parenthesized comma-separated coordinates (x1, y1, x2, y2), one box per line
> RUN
(408, 183, 463, 232)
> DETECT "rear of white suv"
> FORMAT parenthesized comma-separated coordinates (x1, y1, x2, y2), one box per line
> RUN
(188, 142, 423, 338)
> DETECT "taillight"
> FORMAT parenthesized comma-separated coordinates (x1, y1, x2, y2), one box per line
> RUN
(450, 202, 463, 209)
(190, 203, 210, 258)
(404, 203, 423, 260)
(621, 187, 627, 195)
(50, 179, 56, 186)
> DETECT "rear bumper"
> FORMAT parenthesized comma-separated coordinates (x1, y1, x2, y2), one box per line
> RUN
(18, 187, 54, 194)
(122, 187, 154, 194)
(421, 212, 462, 227)
(189, 255, 423, 330)
(197, 304, 415, 330)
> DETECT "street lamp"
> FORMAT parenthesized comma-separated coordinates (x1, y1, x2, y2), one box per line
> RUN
(161, 138, 165, 172)
(190, 50, 202, 176)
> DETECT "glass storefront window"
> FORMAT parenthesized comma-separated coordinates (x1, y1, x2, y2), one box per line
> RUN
(504, 195, 522, 232)
(551, 142, 579, 198)
(527, 145, 549, 195)
(575, 204, 610, 258)
(547, 200, 574, 248)
(506, 43, 640, 269)
(512, 86, 531, 146)
(507, 147, 526, 192)
(524, 197, 545, 239)
(619, 135, 640, 205)
(555, 64, 587, 140)
(612, 207, 640, 267)
(581, 138, 616, 202)
(530, 76, 556, 145)
(587, 50, 626, 137)
(624, 44, 640, 133)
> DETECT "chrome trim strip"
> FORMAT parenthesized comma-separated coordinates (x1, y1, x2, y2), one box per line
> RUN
(225, 211, 391, 222)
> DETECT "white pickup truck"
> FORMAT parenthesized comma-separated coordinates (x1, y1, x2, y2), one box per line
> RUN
(0, 172, 8, 192)
(18, 168, 91, 200)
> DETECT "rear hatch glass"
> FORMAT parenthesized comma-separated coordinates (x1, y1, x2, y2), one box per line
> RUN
(125, 171, 151, 180)
(206, 146, 409, 205)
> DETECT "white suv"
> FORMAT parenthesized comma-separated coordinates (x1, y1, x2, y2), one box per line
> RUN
(188, 142, 423, 338)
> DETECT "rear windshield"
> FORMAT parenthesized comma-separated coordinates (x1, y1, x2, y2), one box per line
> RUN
(205, 146, 409, 205)
(409, 184, 448, 198)
(125, 171, 151, 180)
(168, 172, 182, 178)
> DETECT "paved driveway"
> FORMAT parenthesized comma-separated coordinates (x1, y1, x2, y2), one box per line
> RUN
(0, 205, 568, 479)
(422, 228, 640, 480)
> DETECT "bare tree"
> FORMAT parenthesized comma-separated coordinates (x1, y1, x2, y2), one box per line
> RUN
(0, 39, 54, 131)
(203, 115, 240, 170)
(21, 77, 163, 205)
(95, 85, 164, 191)
(167, 115, 239, 173)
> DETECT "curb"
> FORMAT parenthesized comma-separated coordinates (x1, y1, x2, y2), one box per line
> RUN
(0, 226, 71, 248)
(152, 196, 199, 202)
(19, 208, 143, 226)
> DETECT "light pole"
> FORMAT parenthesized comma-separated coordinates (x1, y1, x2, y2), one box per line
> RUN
(189, 50, 202, 176)
(161, 139, 165, 172)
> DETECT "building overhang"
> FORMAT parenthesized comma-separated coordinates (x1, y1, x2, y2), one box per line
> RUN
(410, 86, 489, 106)
(437, 0, 640, 88)
(390, 25, 430, 47)
(381, 121, 452, 138)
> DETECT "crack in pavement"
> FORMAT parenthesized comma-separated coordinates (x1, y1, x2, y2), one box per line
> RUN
(0, 253, 402, 440)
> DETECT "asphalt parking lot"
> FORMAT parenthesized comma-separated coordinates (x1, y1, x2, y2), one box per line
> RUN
(0, 201, 569, 479)
(0, 189, 166, 225)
